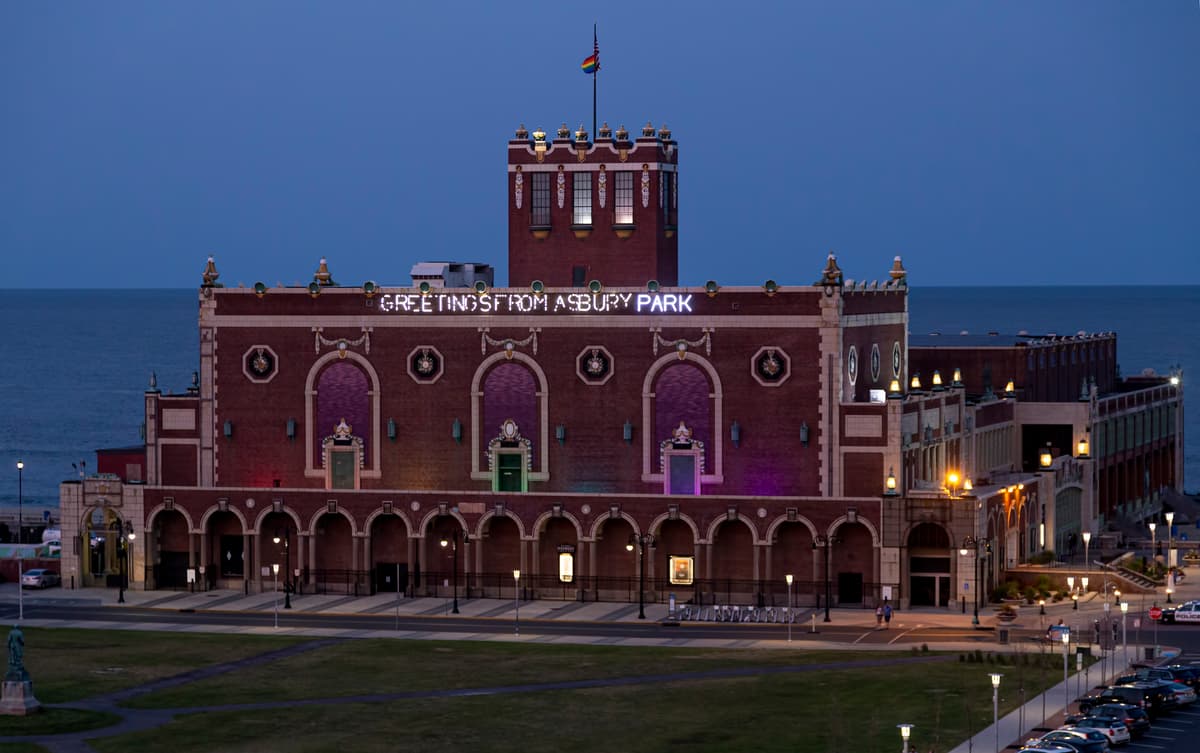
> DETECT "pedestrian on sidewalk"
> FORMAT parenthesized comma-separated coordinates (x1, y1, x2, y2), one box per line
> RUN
(875, 604, 883, 628)
(883, 601, 893, 629)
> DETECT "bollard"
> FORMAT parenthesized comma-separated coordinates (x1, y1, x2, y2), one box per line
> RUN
(810, 613, 817, 633)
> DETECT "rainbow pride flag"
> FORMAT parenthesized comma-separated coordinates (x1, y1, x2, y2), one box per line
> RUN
(581, 53, 598, 74)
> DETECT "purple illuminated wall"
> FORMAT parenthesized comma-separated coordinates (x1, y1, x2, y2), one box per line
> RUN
(654, 363, 711, 465)
(482, 363, 537, 465)
(315, 362, 370, 466)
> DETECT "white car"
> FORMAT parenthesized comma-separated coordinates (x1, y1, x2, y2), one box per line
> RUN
(1167, 681, 1196, 706)
(21, 569, 60, 589)
(1064, 719, 1130, 747)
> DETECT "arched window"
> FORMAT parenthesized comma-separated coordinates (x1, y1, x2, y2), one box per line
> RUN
(316, 361, 369, 489)
(653, 362, 713, 495)
(482, 362, 538, 492)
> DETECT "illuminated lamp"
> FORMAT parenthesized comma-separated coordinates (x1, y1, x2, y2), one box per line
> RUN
(888, 378, 903, 399)
(931, 370, 944, 391)
(951, 368, 963, 388)
(910, 373, 922, 392)
(884, 468, 898, 496)
(1039, 444, 1053, 468)
(1004, 380, 1016, 398)
(1077, 434, 1090, 458)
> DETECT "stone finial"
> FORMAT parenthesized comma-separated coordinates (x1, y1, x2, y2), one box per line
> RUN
(532, 127, 547, 142)
(820, 253, 843, 286)
(598, 122, 612, 139)
(557, 123, 570, 139)
(642, 121, 656, 137)
(658, 124, 672, 141)
(201, 256, 219, 286)
(514, 123, 528, 139)
(149, 371, 158, 390)
(314, 257, 334, 286)
(615, 124, 629, 141)
(889, 256, 907, 283)
(575, 124, 589, 142)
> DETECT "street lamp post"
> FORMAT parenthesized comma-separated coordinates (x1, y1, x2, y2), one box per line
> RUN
(814, 535, 836, 622)
(439, 530, 467, 615)
(15, 460, 23, 545)
(1062, 630, 1071, 714)
(960, 537, 983, 626)
(1120, 601, 1128, 671)
(626, 533, 654, 620)
(990, 673, 1003, 753)
(1164, 511, 1175, 598)
(1082, 531, 1091, 572)
(897, 723, 913, 753)
(785, 574, 794, 642)
(512, 569, 521, 636)
(272, 528, 292, 609)
(116, 521, 135, 604)
(1149, 522, 1157, 562)
(272, 563, 280, 629)
(1067, 576, 1076, 610)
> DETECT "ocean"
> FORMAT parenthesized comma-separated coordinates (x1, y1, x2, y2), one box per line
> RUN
(0, 286, 1195, 515)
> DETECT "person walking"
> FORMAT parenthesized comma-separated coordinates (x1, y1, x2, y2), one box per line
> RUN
(875, 604, 884, 628)
(883, 601, 893, 629)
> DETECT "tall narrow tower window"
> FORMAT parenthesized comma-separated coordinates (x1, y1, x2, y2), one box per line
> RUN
(614, 172, 634, 225)
(663, 172, 677, 226)
(572, 172, 592, 225)
(531, 173, 551, 227)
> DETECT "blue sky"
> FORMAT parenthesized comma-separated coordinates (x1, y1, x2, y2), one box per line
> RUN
(3, 2, 1198, 288)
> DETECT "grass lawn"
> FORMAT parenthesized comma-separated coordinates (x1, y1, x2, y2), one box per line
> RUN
(17, 627, 307, 703)
(0, 709, 121, 738)
(91, 654, 1066, 753)
(0, 744, 49, 753)
(0, 627, 1077, 753)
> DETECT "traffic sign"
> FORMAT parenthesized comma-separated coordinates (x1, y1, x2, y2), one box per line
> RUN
(1149, 607, 1163, 620)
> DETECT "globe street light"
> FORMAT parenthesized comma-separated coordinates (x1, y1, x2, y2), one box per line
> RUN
(1062, 629, 1071, 715)
(272, 563, 280, 629)
(897, 723, 913, 753)
(785, 574, 794, 643)
(990, 673, 1003, 753)
(1120, 601, 1128, 671)
(116, 522, 135, 604)
(961, 537, 983, 625)
(512, 569, 521, 636)
(1165, 512, 1175, 602)
(272, 528, 292, 609)
(15, 460, 23, 545)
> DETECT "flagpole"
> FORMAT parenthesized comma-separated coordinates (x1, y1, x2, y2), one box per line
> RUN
(592, 23, 598, 140)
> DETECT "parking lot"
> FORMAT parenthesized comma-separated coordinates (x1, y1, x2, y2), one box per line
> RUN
(1118, 655, 1200, 751)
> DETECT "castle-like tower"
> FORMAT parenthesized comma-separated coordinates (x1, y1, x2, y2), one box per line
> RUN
(507, 122, 678, 288)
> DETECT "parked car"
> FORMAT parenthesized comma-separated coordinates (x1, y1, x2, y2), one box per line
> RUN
(1161, 665, 1200, 691)
(1030, 729, 1111, 752)
(1061, 718, 1130, 747)
(20, 569, 60, 589)
(1166, 681, 1196, 706)
(1122, 665, 1200, 691)
(1066, 703, 1151, 739)
(1079, 683, 1176, 719)
(1018, 744, 1080, 753)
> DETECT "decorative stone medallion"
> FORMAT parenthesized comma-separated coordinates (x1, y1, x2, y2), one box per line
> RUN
(576, 346, 614, 385)
(243, 345, 279, 384)
(847, 345, 859, 387)
(892, 341, 903, 379)
(751, 346, 790, 387)
(870, 343, 881, 383)
(407, 346, 444, 384)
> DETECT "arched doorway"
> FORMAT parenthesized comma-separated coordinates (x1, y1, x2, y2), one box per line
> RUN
(82, 507, 135, 588)
(205, 509, 245, 590)
(907, 522, 951, 607)
(537, 517, 578, 599)
(771, 521, 814, 606)
(710, 519, 754, 602)
(258, 512, 297, 598)
(831, 521, 874, 606)
(150, 509, 190, 589)
(426, 515, 466, 599)
(593, 517, 635, 601)
(369, 512, 409, 595)
(312, 512, 355, 594)
(480, 515, 521, 597)
(656, 518, 696, 602)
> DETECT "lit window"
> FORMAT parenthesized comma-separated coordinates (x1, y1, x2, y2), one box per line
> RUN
(614, 172, 634, 224)
(572, 172, 592, 225)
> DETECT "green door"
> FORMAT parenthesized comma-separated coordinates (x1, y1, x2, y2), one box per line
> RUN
(331, 451, 356, 489)
(496, 453, 524, 492)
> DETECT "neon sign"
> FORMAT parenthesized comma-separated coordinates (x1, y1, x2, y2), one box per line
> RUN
(377, 292, 694, 315)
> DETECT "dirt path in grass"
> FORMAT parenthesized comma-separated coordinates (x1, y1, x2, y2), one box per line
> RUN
(7, 649, 952, 752)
